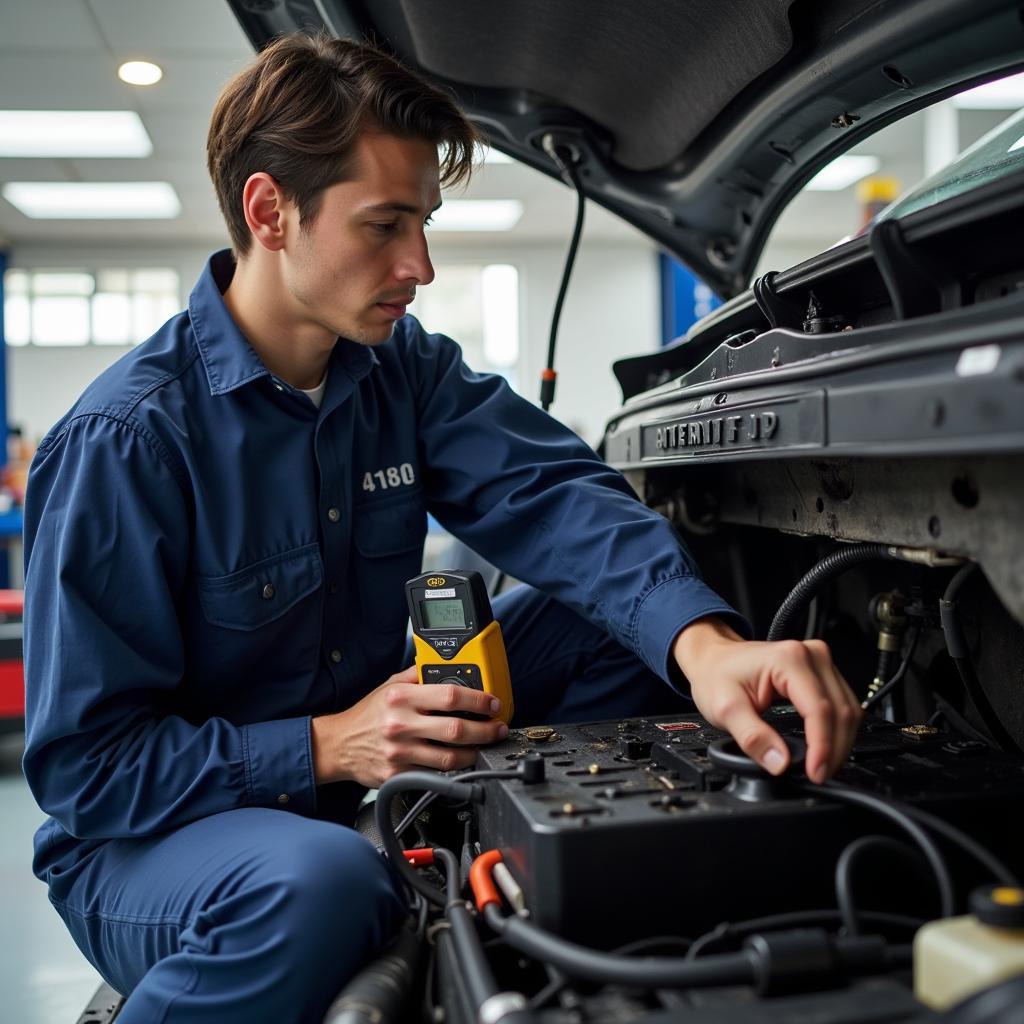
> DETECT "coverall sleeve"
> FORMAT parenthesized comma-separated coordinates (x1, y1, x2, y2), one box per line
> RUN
(22, 414, 315, 840)
(408, 324, 752, 686)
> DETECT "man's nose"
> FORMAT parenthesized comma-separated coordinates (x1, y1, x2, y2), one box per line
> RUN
(396, 230, 435, 287)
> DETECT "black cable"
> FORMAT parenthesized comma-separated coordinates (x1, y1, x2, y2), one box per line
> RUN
(375, 772, 485, 908)
(436, 846, 535, 1022)
(485, 905, 903, 992)
(395, 765, 526, 841)
(944, 562, 976, 604)
(863, 627, 921, 711)
(767, 543, 895, 641)
(930, 694, 993, 745)
(433, 847, 462, 906)
(613, 935, 693, 957)
(686, 909, 924, 959)
(376, 765, 528, 906)
(939, 564, 1021, 753)
(836, 835, 925, 936)
(395, 791, 436, 839)
(484, 903, 758, 989)
(797, 780, 955, 917)
(897, 802, 1020, 887)
(528, 965, 569, 1012)
(539, 138, 586, 412)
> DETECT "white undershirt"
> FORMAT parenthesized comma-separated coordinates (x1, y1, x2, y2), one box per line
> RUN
(300, 374, 328, 409)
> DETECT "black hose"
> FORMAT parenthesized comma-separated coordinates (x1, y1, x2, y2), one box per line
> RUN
(323, 918, 423, 1024)
(798, 780, 955, 917)
(768, 544, 895, 641)
(484, 903, 758, 988)
(485, 905, 902, 993)
(835, 836, 925, 936)
(436, 847, 536, 1023)
(686, 909, 924, 960)
(375, 772, 484, 908)
(375, 765, 527, 906)
(435, 848, 497, 1005)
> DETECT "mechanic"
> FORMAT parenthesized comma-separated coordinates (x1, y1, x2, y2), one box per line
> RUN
(22, 32, 862, 1024)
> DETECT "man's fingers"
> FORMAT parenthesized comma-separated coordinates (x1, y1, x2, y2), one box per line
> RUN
(717, 698, 791, 776)
(803, 641, 862, 776)
(774, 642, 838, 784)
(418, 713, 508, 748)
(386, 665, 421, 686)
(413, 682, 502, 719)
(404, 743, 479, 774)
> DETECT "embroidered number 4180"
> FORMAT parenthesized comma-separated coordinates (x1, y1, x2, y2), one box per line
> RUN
(362, 463, 416, 492)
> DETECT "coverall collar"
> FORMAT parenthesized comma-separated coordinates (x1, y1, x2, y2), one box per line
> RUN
(188, 249, 378, 398)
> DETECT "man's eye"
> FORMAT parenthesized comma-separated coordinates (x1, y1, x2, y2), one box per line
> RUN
(371, 222, 398, 234)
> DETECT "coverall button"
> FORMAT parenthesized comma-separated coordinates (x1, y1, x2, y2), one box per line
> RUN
(277, 793, 290, 805)
(330, 649, 342, 664)
(327, 507, 340, 522)
(262, 583, 275, 600)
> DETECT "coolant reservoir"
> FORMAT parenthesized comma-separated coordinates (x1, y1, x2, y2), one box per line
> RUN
(914, 885, 1024, 1009)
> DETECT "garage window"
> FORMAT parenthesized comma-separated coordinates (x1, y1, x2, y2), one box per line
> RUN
(408, 263, 520, 387)
(3, 268, 180, 347)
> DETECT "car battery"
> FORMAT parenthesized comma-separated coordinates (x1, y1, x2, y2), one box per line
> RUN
(475, 711, 1024, 948)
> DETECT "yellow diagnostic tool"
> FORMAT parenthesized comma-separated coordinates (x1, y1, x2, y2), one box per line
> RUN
(406, 571, 514, 725)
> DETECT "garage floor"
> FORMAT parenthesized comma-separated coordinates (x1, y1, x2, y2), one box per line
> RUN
(0, 733, 102, 1024)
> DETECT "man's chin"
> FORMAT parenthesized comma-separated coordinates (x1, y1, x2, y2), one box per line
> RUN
(341, 322, 397, 347)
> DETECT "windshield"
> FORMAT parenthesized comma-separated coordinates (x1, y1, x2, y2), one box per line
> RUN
(878, 105, 1024, 222)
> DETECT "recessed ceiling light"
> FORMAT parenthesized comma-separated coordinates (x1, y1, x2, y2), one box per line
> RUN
(429, 199, 523, 231)
(0, 110, 153, 158)
(118, 61, 163, 86)
(2, 182, 181, 219)
(805, 154, 881, 191)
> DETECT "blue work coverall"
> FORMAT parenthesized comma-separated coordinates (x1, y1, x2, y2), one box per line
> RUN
(22, 250, 748, 1023)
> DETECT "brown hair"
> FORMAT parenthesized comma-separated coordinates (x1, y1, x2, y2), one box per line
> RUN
(207, 32, 479, 255)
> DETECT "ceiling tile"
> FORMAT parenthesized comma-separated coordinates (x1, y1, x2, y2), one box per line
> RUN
(0, 0, 105, 51)
(0, 54, 127, 109)
(87, 0, 251, 56)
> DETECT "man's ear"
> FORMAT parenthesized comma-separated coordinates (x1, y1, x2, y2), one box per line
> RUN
(240, 172, 294, 253)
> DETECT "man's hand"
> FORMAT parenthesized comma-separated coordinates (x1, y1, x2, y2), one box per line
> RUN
(673, 618, 862, 784)
(310, 665, 509, 788)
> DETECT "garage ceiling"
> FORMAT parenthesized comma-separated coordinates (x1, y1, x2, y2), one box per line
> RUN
(0, 1, 1011, 260)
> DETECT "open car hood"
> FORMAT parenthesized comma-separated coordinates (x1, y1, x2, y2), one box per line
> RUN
(228, 0, 1024, 298)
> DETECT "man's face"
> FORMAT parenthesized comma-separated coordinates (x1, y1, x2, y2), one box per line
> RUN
(283, 131, 441, 346)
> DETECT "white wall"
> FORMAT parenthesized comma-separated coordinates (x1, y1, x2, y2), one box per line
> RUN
(6, 237, 661, 446)
(7, 243, 212, 442)
(428, 238, 661, 446)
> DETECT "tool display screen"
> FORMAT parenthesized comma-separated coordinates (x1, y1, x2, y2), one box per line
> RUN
(420, 598, 467, 629)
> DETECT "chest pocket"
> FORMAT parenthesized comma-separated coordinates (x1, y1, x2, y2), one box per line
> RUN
(198, 542, 323, 630)
(352, 491, 427, 631)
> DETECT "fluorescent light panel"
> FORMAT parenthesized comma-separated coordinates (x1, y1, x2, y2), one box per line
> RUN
(0, 110, 153, 158)
(430, 199, 522, 231)
(954, 71, 1024, 109)
(805, 155, 881, 191)
(2, 182, 180, 219)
